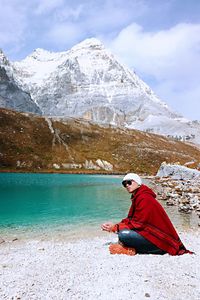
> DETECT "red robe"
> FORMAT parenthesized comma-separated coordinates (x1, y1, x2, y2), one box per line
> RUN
(114, 184, 191, 255)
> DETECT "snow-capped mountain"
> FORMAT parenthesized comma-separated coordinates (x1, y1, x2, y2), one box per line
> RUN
(0, 50, 41, 114)
(13, 39, 175, 123)
(1, 39, 200, 144)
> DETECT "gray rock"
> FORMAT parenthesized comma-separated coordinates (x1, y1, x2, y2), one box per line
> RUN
(0, 65, 41, 114)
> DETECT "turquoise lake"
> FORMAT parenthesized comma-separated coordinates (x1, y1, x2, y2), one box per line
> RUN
(0, 173, 198, 240)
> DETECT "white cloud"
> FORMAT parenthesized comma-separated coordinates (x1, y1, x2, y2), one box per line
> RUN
(47, 23, 84, 47)
(81, 0, 147, 33)
(156, 81, 200, 120)
(35, 0, 64, 15)
(110, 23, 200, 78)
(108, 23, 200, 119)
(44, 0, 148, 52)
(0, 0, 27, 47)
(55, 5, 83, 22)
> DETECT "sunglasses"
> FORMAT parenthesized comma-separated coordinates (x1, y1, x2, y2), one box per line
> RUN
(122, 180, 133, 187)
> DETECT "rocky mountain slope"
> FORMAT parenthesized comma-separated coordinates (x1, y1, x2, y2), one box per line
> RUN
(0, 39, 200, 144)
(12, 39, 174, 122)
(0, 108, 200, 174)
(0, 50, 41, 114)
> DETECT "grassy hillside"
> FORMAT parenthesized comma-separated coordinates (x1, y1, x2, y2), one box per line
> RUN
(0, 108, 200, 174)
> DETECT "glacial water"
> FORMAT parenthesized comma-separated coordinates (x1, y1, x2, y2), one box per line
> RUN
(0, 173, 198, 240)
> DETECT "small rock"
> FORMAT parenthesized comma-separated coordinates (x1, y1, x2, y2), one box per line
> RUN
(0, 237, 5, 244)
(145, 292, 150, 297)
(166, 199, 176, 206)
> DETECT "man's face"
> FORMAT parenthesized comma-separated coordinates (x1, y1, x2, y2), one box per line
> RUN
(122, 180, 139, 193)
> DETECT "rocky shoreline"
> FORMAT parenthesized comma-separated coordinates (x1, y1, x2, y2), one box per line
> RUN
(147, 163, 200, 226)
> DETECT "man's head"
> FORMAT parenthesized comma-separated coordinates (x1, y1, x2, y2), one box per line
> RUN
(122, 173, 142, 193)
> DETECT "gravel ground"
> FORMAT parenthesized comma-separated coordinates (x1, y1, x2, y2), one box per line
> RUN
(0, 230, 199, 300)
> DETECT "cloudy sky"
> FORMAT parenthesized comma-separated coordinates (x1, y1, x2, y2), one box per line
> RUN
(0, 0, 200, 120)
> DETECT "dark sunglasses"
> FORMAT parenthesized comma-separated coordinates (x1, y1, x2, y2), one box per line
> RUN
(122, 180, 133, 187)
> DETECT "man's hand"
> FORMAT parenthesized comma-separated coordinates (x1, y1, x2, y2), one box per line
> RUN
(101, 222, 114, 232)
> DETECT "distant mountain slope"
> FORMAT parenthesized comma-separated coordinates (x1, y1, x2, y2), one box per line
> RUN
(0, 50, 41, 114)
(0, 108, 200, 174)
(0, 39, 200, 144)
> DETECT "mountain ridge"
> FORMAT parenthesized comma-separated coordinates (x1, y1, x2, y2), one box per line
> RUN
(0, 38, 200, 144)
(12, 38, 175, 118)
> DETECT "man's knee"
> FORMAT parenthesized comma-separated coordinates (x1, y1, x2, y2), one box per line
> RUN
(118, 229, 132, 242)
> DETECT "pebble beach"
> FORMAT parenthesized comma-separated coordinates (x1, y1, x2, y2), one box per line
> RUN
(0, 229, 200, 300)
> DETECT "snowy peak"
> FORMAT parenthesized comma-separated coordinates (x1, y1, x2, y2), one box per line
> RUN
(71, 38, 105, 52)
(10, 39, 171, 119)
(10, 38, 187, 125)
(24, 47, 68, 63)
(0, 38, 199, 144)
(27, 48, 55, 61)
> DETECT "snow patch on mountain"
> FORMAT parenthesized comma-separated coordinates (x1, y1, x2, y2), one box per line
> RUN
(129, 115, 200, 143)
(13, 48, 68, 87)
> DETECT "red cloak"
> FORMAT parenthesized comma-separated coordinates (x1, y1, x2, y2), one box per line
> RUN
(114, 184, 192, 255)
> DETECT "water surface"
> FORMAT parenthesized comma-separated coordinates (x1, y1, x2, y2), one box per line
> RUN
(0, 173, 198, 240)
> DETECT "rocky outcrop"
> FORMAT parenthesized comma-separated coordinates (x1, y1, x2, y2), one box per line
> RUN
(152, 163, 200, 225)
(52, 159, 113, 171)
(0, 63, 41, 114)
(156, 162, 200, 180)
(0, 49, 41, 114)
(155, 177, 200, 212)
